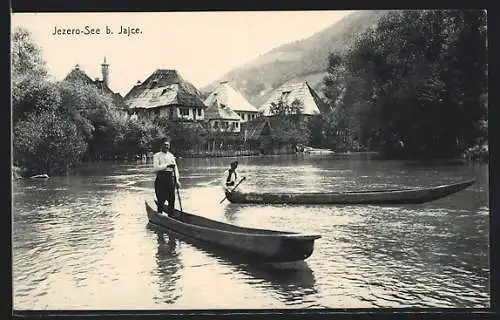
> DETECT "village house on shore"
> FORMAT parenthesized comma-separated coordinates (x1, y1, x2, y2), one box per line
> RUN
(205, 81, 261, 123)
(239, 81, 332, 144)
(203, 81, 262, 133)
(124, 69, 207, 122)
(66, 60, 332, 144)
(259, 81, 332, 117)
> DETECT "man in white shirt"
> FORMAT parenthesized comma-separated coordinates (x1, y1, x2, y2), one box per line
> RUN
(153, 140, 181, 216)
(222, 161, 239, 193)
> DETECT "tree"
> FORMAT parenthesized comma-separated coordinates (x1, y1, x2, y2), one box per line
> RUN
(11, 27, 48, 81)
(264, 99, 311, 151)
(12, 77, 62, 123)
(322, 51, 347, 110)
(57, 80, 127, 160)
(11, 27, 58, 123)
(13, 111, 87, 176)
(322, 9, 488, 159)
(269, 99, 304, 116)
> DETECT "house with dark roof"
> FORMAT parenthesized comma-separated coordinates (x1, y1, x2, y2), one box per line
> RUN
(259, 81, 332, 117)
(204, 96, 242, 133)
(123, 69, 207, 122)
(204, 81, 261, 123)
(63, 57, 128, 114)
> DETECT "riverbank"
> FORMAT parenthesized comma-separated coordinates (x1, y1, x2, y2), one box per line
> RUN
(176, 150, 261, 158)
(12, 146, 488, 179)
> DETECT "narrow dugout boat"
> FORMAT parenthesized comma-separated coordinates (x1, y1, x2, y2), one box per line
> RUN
(225, 179, 476, 205)
(145, 201, 321, 262)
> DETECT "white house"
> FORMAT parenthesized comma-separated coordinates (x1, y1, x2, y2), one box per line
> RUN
(204, 81, 261, 123)
(259, 81, 332, 116)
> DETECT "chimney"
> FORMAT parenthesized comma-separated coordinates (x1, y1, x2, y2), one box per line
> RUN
(220, 81, 228, 84)
(75, 64, 80, 70)
(101, 56, 109, 87)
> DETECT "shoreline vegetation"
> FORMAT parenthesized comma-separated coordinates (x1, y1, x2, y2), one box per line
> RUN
(12, 10, 487, 178)
(12, 149, 487, 180)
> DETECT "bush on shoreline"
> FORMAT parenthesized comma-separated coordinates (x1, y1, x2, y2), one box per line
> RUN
(11, 12, 489, 177)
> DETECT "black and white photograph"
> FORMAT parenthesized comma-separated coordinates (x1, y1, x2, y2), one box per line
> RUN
(11, 10, 489, 310)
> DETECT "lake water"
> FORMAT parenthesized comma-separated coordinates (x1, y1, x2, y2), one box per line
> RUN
(12, 154, 490, 310)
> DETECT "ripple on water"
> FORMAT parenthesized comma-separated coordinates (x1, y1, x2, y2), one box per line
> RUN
(12, 159, 490, 309)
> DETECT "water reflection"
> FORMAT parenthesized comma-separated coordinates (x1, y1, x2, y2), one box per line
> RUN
(342, 204, 489, 308)
(147, 224, 183, 305)
(13, 157, 489, 309)
(223, 204, 242, 223)
(147, 221, 318, 306)
(12, 176, 117, 308)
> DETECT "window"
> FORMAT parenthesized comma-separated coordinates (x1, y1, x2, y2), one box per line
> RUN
(161, 89, 167, 95)
(235, 122, 239, 128)
(220, 104, 226, 108)
(280, 91, 291, 102)
(180, 108, 189, 116)
(213, 121, 219, 129)
(197, 109, 202, 117)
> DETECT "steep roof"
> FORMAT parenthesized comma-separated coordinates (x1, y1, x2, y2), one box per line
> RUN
(204, 81, 260, 113)
(259, 81, 332, 116)
(124, 69, 206, 109)
(64, 66, 95, 85)
(204, 99, 242, 121)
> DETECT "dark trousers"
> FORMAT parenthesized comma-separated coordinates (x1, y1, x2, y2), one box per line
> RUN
(155, 171, 175, 215)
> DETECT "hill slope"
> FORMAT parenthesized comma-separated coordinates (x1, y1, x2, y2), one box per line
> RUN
(201, 10, 388, 107)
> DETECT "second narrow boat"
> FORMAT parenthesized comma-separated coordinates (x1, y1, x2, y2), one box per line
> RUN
(225, 179, 475, 205)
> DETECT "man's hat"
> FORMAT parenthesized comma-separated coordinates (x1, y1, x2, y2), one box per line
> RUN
(230, 161, 238, 166)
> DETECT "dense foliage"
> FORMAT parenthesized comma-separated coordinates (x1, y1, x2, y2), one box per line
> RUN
(261, 100, 311, 152)
(321, 9, 488, 159)
(12, 27, 146, 175)
(12, 10, 488, 176)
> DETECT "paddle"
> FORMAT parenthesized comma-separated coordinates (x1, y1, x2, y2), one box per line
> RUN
(173, 170, 183, 212)
(219, 177, 246, 204)
(176, 185, 183, 212)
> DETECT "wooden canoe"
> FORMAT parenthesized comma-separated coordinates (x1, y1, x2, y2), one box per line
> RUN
(225, 179, 476, 205)
(145, 201, 321, 262)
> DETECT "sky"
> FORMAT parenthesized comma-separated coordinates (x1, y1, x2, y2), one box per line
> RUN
(11, 11, 354, 96)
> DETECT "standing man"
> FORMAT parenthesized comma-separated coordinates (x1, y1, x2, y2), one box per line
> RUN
(153, 140, 181, 216)
(222, 161, 239, 193)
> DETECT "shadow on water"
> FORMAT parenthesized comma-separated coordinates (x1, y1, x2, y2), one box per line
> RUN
(149, 225, 183, 305)
(223, 204, 243, 223)
(146, 222, 318, 305)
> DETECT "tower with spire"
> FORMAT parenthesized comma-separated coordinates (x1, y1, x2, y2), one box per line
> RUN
(101, 56, 109, 87)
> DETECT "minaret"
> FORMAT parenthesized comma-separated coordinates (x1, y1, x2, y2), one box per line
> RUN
(101, 56, 109, 87)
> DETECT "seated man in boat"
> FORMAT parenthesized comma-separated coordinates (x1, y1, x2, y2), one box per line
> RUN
(153, 140, 181, 216)
(222, 161, 239, 193)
